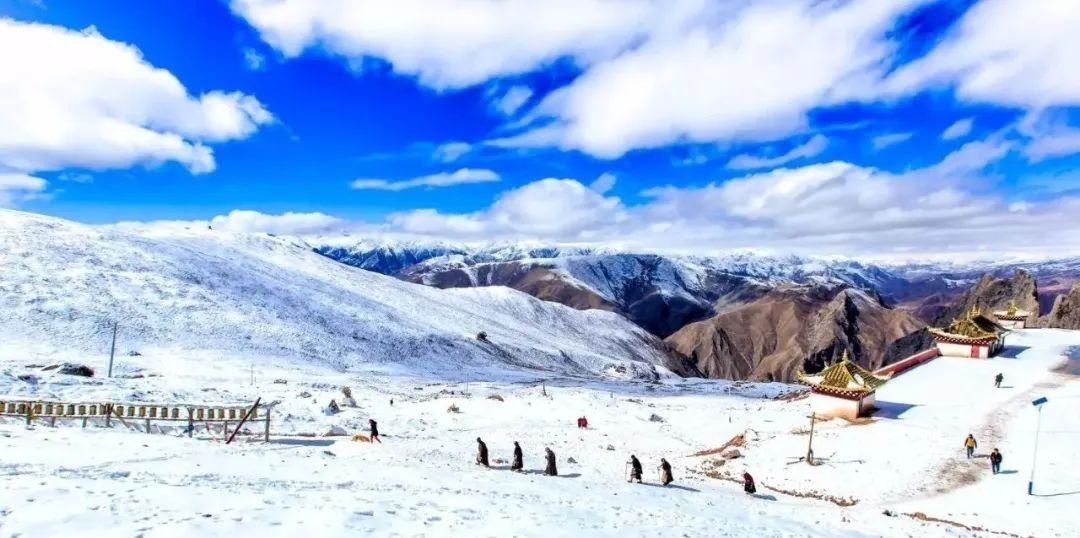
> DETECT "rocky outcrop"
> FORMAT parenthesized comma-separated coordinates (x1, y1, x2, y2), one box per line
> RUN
(931, 270, 1039, 326)
(663, 286, 928, 382)
(1041, 282, 1080, 329)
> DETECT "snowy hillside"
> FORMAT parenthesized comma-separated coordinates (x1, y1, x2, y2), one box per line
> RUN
(0, 210, 671, 380)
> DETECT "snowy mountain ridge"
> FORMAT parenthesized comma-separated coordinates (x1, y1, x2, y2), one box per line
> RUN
(0, 209, 674, 380)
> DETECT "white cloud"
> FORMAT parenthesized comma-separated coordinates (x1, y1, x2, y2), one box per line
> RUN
(589, 172, 617, 194)
(508, 1, 921, 157)
(871, 132, 913, 150)
(490, 85, 534, 116)
(389, 177, 626, 239)
(209, 210, 343, 234)
(885, 0, 1080, 110)
(351, 168, 499, 191)
(1017, 111, 1080, 162)
(243, 48, 267, 71)
(369, 139, 1080, 258)
(229, 0, 675, 89)
(941, 118, 974, 140)
(0, 19, 272, 176)
(0, 173, 48, 207)
(726, 135, 828, 170)
(1026, 130, 1080, 162)
(432, 142, 472, 163)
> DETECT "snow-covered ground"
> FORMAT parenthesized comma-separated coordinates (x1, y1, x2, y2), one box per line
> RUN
(3, 329, 1078, 536)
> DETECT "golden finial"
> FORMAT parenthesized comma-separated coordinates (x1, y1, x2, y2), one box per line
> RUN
(1007, 300, 1017, 316)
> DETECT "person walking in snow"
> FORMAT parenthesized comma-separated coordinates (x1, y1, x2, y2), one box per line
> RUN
(743, 472, 757, 495)
(544, 447, 558, 476)
(658, 458, 673, 486)
(369, 419, 381, 443)
(476, 437, 489, 467)
(511, 441, 523, 472)
(628, 455, 643, 483)
(990, 448, 1003, 474)
(964, 434, 978, 459)
(994, 373, 1003, 388)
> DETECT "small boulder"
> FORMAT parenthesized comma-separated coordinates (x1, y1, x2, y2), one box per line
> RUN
(567, 457, 577, 464)
(487, 394, 504, 402)
(605, 445, 615, 451)
(721, 449, 742, 460)
(298, 391, 312, 398)
(648, 413, 664, 423)
(273, 379, 288, 384)
(17, 374, 39, 384)
(57, 363, 94, 377)
(447, 404, 461, 413)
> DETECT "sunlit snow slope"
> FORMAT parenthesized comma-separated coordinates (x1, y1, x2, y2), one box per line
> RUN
(0, 210, 669, 379)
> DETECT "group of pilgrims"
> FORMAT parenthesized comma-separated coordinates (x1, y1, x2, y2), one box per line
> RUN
(475, 437, 758, 494)
(476, 438, 558, 476)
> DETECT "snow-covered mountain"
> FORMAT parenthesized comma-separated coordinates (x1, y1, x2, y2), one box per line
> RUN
(318, 241, 910, 337)
(0, 210, 678, 380)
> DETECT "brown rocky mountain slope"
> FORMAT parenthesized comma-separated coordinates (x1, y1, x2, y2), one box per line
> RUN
(1040, 282, 1080, 330)
(930, 270, 1039, 326)
(664, 286, 929, 382)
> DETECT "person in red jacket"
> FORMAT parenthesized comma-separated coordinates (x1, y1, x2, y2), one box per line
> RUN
(743, 472, 757, 495)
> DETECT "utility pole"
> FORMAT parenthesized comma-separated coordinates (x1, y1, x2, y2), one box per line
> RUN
(806, 412, 816, 465)
(1029, 396, 1048, 495)
(107, 321, 118, 378)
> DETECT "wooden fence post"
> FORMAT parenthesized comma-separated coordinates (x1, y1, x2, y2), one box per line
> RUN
(264, 408, 271, 442)
(105, 404, 112, 427)
(187, 408, 194, 438)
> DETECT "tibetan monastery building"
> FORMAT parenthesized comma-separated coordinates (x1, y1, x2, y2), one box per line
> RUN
(930, 306, 1007, 358)
(797, 352, 890, 420)
(992, 301, 1032, 329)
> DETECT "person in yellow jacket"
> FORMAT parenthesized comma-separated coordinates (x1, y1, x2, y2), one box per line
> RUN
(964, 434, 977, 459)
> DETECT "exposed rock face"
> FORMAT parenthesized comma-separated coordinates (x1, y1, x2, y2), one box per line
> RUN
(1041, 282, 1080, 330)
(931, 270, 1040, 326)
(664, 286, 928, 382)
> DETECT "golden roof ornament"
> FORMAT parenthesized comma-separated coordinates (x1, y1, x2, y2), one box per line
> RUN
(1007, 301, 1018, 317)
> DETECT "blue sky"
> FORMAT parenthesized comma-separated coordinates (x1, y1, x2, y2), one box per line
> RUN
(2, 0, 1079, 259)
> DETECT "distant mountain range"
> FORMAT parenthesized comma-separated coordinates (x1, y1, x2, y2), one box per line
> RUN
(315, 239, 1080, 381)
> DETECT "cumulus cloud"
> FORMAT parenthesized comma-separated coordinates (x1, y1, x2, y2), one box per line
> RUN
(388, 178, 626, 239)
(727, 135, 828, 170)
(362, 139, 1080, 258)
(941, 118, 974, 140)
(209, 210, 343, 234)
(231, 0, 1080, 160)
(0, 19, 272, 176)
(229, 0, 673, 89)
(505, 1, 920, 157)
(351, 168, 499, 191)
(0, 173, 48, 207)
(885, 0, 1080, 110)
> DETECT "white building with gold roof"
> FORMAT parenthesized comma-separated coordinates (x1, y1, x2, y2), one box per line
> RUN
(929, 306, 1007, 358)
(992, 301, 1031, 329)
(797, 352, 890, 420)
